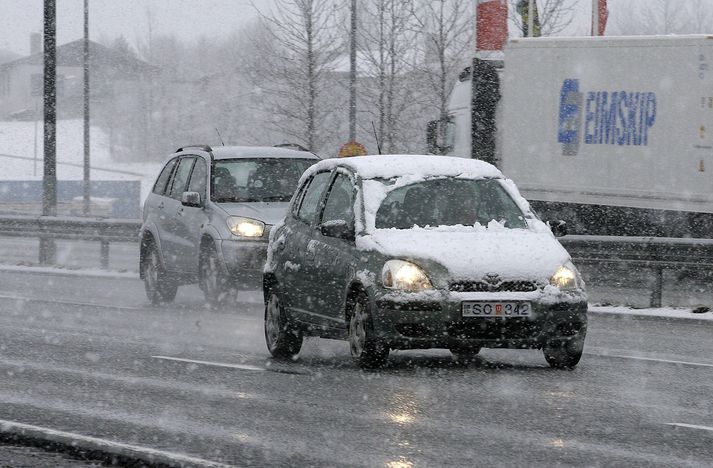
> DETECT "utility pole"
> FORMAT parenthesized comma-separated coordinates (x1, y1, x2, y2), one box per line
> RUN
(83, 0, 91, 215)
(40, 0, 57, 265)
(348, 0, 357, 142)
(528, 0, 535, 37)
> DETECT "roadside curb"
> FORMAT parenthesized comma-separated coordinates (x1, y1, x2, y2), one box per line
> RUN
(589, 307, 713, 324)
(0, 419, 232, 468)
(0, 264, 138, 279)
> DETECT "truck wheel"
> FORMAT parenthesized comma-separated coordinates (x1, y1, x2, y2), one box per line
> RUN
(348, 292, 389, 369)
(142, 246, 177, 305)
(200, 246, 236, 307)
(543, 337, 584, 369)
(264, 290, 303, 359)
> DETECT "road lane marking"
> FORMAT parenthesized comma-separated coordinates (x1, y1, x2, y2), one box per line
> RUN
(152, 355, 267, 372)
(152, 355, 309, 375)
(666, 423, 713, 432)
(0, 419, 232, 468)
(586, 352, 713, 369)
(0, 293, 143, 311)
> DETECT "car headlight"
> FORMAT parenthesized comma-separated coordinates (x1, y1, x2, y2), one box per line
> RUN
(382, 260, 432, 291)
(550, 262, 582, 291)
(227, 217, 265, 237)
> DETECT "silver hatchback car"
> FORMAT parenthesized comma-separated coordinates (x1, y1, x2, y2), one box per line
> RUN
(140, 145, 319, 305)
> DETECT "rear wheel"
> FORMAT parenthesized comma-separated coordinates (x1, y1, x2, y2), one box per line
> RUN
(543, 337, 584, 369)
(264, 291, 303, 359)
(141, 246, 177, 305)
(200, 245, 236, 307)
(348, 293, 389, 369)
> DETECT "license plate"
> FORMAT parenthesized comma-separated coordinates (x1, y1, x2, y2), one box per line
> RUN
(462, 302, 531, 318)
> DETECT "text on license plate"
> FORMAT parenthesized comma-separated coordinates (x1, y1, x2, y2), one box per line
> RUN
(462, 302, 531, 317)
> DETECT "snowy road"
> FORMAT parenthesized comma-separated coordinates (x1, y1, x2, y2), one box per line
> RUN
(0, 269, 712, 466)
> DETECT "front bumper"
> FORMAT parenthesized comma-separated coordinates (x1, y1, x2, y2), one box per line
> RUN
(372, 291, 587, 350)
(218, 239, 268, 289)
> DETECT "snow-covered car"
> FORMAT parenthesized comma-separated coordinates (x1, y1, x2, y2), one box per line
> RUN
(139, 145, 319, 306)
(263, 155, 588, 368)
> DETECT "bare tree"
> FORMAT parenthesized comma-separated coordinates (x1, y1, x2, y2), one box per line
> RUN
(509, 0, 580, 37)
(250, 0, 345, 152)
(357, 0, 419, 152)
(613, 0, 692, 35)
(412, 0, 473, 135)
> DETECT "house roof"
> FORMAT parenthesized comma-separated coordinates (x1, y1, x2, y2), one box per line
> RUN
(0, 39, 156, 76)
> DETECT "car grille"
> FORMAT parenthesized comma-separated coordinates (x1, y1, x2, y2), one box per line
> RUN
(449, 280, 538, 293)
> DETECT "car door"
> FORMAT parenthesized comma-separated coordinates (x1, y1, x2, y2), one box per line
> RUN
(174, 155, 208, 274)
(311, 171, 358, 327)
(281, 170, 333, 326)
(161, 156, 196, 272)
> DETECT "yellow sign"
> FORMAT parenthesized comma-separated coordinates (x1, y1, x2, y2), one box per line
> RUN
(338, 141, 368, 158)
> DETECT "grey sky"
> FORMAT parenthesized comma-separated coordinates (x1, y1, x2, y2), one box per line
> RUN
(0, 0, 269, 56)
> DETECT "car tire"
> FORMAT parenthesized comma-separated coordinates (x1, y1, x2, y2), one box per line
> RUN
(543, 337, 584, 369)
(348, 292, 389, 369)
(450, 346, 481, 363)
(264, 290, 303, 359)
(142, 246, 177, 305)
(200, 245, 236, 307)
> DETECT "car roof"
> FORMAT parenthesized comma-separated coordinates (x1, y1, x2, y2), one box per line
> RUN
(209, 146, 320, 160)
(302, 154, 504, 181)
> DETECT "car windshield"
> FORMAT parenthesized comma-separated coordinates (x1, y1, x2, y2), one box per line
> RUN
(375, 178, 527, 229)
(211, 158, 315, 203)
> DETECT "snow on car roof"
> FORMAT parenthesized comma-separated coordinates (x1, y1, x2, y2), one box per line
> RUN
(303, 154, 504, 180)
(210, 146, 320, 160)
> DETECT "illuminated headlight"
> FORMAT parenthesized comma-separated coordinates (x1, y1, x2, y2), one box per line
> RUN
(382, 260, 432, 291)
(227, 217, 265, 238)
(550, 261, 582, 291)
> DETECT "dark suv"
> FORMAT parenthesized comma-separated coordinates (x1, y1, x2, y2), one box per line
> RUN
(140, 145, 319, 305)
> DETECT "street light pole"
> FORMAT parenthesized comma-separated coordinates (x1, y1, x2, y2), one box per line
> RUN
(349, 0, 357, 142)
(83, 0, 91, 215)
(40, 0, 57, 264)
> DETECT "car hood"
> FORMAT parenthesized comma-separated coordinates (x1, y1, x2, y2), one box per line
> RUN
(357, 228, 571, 283)
(218, 202, 290, 225)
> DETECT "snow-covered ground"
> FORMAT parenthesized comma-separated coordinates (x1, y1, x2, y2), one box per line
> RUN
(0, 119, 162, 202)
(590, 305, 713, 321)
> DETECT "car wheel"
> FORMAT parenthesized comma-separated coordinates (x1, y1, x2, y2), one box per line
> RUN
(142, 246, 177, 305)
(264, 290, 303, 359)
(200, 246, 236, 307)
(543, 337, 584, 369)
(449, 346, 481, 363)
(348, 293, 389, 369)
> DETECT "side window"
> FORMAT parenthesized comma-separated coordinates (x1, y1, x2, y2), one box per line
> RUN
(152, 158, 177, 196)
(321, 173, 355, 227)
(168, 157, 196, 200)
(296, 171, 332, 224)
(187, 158, 207, 199)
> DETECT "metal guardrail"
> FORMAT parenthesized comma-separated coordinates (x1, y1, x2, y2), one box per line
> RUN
(0, 216, 710, 307)
(560, 235, 713, 307)
(0, 215, 140, 269)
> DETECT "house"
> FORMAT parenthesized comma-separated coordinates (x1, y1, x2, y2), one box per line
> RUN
(0, 38, 155, 121)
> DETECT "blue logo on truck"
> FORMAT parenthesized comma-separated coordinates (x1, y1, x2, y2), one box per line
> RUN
(557, 79, 657, 156)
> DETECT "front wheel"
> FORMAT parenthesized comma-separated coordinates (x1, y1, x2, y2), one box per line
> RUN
(142, 247, 177, 305)
(543, 337, 584, 369)
(200, 246, 236, 307)
(348, 293, 389, 369)
(264, 291, 303, 359)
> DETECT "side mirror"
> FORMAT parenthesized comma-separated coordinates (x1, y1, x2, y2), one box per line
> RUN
(181, 191, 203, 208)
(426, 118, 453, 155)
(547, 219, 568, 237)
(320, 220, 355, 241)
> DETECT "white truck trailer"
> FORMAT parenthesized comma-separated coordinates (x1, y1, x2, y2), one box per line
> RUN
(429, 35, 713, 237)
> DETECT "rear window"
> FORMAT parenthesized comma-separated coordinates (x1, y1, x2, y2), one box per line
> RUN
(211, 158, 315, 203)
